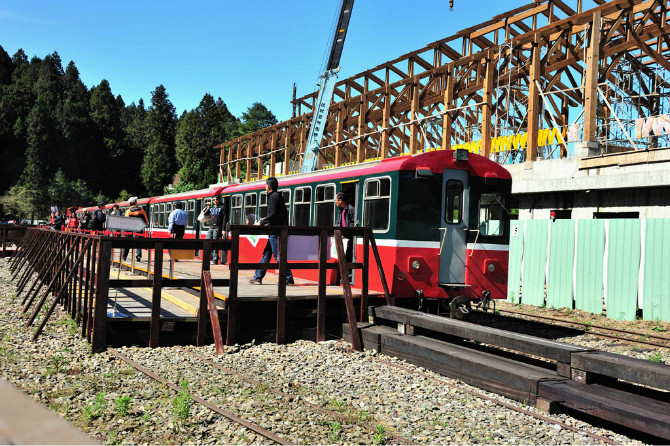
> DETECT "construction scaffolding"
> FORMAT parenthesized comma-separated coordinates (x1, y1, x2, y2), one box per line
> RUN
(216, 0, 670, 182)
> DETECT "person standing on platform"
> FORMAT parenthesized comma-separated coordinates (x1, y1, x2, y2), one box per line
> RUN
(249, 177, 294, 285)
(168, 202, 188, 239)
(203, 196, 227, 265)
(334, 191, 355, 284)
(123, 197, 148, 262)
(110, 204, 121, 216)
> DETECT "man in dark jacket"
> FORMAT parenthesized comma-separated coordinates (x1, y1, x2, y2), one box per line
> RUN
(91, 204, 106, 231)
(249, 177, 294, 285)
(203, 195, 227, 264)
(334, 192, 355, 284)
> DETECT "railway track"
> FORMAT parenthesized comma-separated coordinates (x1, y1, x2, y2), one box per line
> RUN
(361, 305, 670, 443)
(496, 308, 670, 349)
(108, 346, 416, 445)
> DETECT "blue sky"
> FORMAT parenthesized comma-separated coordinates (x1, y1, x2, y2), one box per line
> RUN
(1, 0, 536, 121)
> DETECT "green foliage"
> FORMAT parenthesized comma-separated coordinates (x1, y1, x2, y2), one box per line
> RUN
(172, 380, 192, 422)
(373, 424, 387, 445)
(175, 93, 238, 188)
(115, 189, 131, 202)
(648, 352, 663, 363)
(84, 392, 106, 421)
(238, 102, 277, 135)
(164, 182, 198, 195)
(328, 421, 341, 441)
(114, 395, 131, 416)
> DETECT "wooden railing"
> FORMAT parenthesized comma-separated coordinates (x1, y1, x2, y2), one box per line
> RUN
(0, 224, 29, 256)
(9, 226, 389, 353)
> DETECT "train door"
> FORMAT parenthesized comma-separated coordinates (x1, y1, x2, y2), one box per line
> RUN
(438, 169, 469, 285)
(340, 180, 358, 284)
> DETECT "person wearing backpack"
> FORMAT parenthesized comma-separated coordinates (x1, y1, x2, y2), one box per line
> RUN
(92, 203, 107, 232)
(123, 197, 148, 262)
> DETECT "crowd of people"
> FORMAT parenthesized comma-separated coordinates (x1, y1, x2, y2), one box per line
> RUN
(44, 177, 355, 282)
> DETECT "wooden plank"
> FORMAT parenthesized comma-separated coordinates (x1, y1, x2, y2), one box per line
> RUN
(91, 240, 112, 353)
(538, 380, 670, 441)
(276, 229, 288, 344)
(150, 243, 163, 348)
(373, 305, 587, 364)
(198, 241, 212, 346)
(381, 332, 564, 404)
(202, 271, 224, 354)
(226, 234, 238, 346)
(335, 230, 362, 352)
(571, 351, 670, 390)
(317, 230, 327, 343)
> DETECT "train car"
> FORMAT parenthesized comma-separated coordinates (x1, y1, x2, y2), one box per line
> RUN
(218, 149, 511, 312)
(148, 187, 225, 239)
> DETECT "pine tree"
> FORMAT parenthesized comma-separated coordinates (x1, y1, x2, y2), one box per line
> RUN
(141, 85, 177, 195)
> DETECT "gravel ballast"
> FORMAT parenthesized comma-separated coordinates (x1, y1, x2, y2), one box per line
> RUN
(0, 257, 663, 445)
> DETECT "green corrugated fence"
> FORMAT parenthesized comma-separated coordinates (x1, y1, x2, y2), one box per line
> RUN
(506, 218, 670, 322)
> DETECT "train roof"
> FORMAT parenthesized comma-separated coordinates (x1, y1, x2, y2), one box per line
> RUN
(215, 149, 511, 193)
(149, 186, 224, 203)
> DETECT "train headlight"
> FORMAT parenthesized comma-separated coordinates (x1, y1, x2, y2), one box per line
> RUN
(487, 263, 495, 273)
(411, 260, 421, 270)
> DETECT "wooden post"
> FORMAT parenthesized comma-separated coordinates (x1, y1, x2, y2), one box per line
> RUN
(284, 129, 291, 176)
(334, 230, 362, 352)
(527, 34, 542, 162)
(226, 233, 239, 346)
(150, 242, 163, 348)
(361, 229, 369, 322)
(202, 270, 224, 354)
(335, 105, 344, 166)
(81, 239, 93, 337)
(356, 93, 367, 164)
(381, 86, 391, 159)
(197, 240, 212, 346)
(276, 228, 288, 344)
(583, 10, 601, 151)
(442, 71, 454, 151)
(481, 53, 496, 158)
(409, 78, 420, 154)
(86, 238, 99, 341)
(270, 132, 277, 177)
(91, 240, 112, 353)
(317, 229, 328, 343)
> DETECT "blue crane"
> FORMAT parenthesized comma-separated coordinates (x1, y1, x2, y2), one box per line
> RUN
(300, 0, 355, 173)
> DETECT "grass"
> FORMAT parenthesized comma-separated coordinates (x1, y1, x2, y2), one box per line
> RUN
(373, 424, 386, 445)
(172, 380, 192, 423)
(83, 391, 106, 421)
(328, 421, 341, 441)
(648, 352, 663, 363)
(115, 395, 131, 416)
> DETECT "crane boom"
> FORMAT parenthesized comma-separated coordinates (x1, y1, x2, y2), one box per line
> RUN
(300, 0, 354, 173)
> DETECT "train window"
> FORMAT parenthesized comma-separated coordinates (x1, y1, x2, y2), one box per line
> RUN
(152, 205, 159, 227)
(201, 198, 211, 229)
(259, 192, 268, 220)
(363, 177, 391, 232)
(315, 184, 335, 226)
(166, 203, 173, 228)
(479, 193, 504, 236)
(244, 193, 257, 225)
(293, 187, 312, 226)
(445, 180, 463, 224)
(158, 203, 165, 227)
(187, 200, 195, 228)
(231, 194, 243, 225)
(279, 189, 291, 222)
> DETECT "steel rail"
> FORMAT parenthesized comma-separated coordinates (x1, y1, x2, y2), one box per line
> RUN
(107, 348, 290, 445)
(497, 309, 670, 349)
(371, 356, 622, 446)
(176, 346, 420, 445)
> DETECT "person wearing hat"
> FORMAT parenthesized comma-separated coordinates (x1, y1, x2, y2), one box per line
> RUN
(123, 197, 148, 262)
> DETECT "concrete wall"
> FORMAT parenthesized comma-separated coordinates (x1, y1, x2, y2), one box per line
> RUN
(505, 148, 670, 219)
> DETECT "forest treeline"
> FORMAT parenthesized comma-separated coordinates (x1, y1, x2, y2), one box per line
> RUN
(0, 46, 278, 220)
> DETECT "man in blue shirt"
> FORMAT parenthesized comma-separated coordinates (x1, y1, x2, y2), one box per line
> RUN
(168, 202, 188, 239)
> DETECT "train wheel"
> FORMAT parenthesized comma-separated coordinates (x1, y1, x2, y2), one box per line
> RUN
(449, 296, 471, 320)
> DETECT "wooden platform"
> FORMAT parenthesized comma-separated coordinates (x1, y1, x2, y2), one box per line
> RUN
(107, 250, 375, 319)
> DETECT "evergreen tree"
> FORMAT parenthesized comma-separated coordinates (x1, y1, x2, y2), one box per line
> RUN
(175, 93, 238, 187)
(239, 102, 277, 135)
(141, 85, 177, 195)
